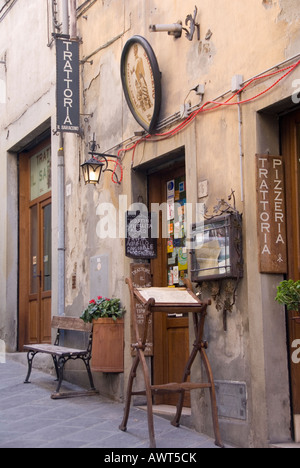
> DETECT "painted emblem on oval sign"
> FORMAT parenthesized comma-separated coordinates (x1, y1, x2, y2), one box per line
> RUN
(121, 36, 162, 134)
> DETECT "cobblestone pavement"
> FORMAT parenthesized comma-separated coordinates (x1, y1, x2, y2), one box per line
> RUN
(0, 355, 226, 449)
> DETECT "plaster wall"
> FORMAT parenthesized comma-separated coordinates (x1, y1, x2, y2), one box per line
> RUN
(56, 0, 300, 446)
(0, 0, 56, 350)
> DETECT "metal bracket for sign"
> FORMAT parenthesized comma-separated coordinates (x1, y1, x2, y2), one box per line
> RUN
(203, 189, 239, 221)
(80, 59, 93, 65)
(80, 113, 94, 118)
(149, 6, 200, 41)
(52, 33, 83, 44)
(52, 33, 71, 40)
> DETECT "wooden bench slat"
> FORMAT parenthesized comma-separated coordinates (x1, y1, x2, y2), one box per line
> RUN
(23, 344, 87, 357)
(51, 316, 92, 333)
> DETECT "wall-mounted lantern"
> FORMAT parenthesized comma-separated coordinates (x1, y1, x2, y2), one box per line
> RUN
(81, 157, 104, 185)
(81, 134, 122, 186)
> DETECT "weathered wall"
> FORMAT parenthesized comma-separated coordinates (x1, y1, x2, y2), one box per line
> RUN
(51, 0, 300, 446)
(0, 0, 56, 351)
(73, 0, 298, 447)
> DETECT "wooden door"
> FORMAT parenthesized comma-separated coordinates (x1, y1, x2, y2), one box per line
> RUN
(148, 163, 190, 406)
(19, 141, 52, 349)
(281, 110, 300, 440)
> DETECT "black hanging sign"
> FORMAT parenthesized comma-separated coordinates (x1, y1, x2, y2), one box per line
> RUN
(56, 39, 80, 133)
(125, 211, 157, 259)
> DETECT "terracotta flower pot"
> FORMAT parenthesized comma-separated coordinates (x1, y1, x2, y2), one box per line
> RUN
(91, 318, 124, 373)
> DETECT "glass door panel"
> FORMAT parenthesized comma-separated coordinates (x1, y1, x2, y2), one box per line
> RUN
(43, 203, 52, 292)
(30, 204, 38, 295)
(18, 140, 52, 349)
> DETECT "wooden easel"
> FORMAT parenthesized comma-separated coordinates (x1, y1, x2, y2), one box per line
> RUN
(119, 278, 224, 448)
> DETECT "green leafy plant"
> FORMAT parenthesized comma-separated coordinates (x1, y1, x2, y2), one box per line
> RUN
(275, 280, 300, 312)
(80, 296, 125, 323)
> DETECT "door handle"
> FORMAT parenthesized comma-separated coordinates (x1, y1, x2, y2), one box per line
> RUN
(35, 271, 42, 288)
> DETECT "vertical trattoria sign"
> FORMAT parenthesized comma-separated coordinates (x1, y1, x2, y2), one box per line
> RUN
(256, 154, 287, 274)
(56, 39, 80, 133)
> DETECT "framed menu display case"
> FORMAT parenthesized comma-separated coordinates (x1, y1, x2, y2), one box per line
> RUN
(191, 213, 243, 282)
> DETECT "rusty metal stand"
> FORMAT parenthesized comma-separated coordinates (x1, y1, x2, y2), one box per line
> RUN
(119, 278, 224, 449)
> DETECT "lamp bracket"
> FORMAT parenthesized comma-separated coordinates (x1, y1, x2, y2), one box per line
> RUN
(88, 152, 121, 185)
(85, 134, 122, 184)
(88, 151, 121, 162)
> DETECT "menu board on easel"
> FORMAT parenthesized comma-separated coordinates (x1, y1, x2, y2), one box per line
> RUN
(130, 263, 153, 356)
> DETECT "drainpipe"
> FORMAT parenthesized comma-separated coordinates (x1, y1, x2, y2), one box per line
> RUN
(232, 75, 244, 203)
(69, 0, 77, 39)
(237, 94, 244, 203)
(57, 136, 65, 317)
(62, 0, 69, 35)
(57, 0, 69, 317)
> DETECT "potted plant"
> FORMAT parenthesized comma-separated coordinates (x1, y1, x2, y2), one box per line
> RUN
(81, 296, 125, 372)
(275, 280, 300, 324)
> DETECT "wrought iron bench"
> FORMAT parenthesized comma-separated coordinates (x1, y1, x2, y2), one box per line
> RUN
(23, 316, 98, 399)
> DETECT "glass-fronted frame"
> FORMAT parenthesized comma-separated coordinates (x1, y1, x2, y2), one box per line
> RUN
(191, 213, 243, 282)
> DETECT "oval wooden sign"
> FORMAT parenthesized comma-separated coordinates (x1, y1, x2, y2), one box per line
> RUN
(121, 36, 162, 134)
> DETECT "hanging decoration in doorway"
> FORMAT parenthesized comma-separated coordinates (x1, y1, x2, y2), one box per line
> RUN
(121, 36, 162, 134)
